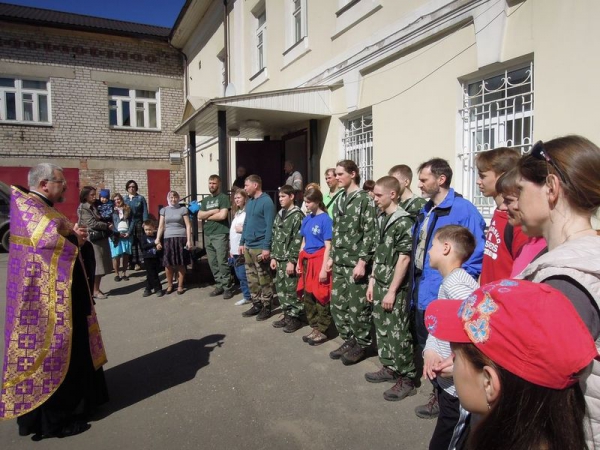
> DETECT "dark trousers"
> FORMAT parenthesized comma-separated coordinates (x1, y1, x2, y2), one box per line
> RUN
(428, 385, 460, 450)
(145, 257, 162, 292)
(130, 221, 144, 266)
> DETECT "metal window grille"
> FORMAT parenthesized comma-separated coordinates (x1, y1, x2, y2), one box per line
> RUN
(460, 63, 534, 218)
(343, 113, 373, 183)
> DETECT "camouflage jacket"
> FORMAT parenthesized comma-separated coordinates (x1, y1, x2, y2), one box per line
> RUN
(400, 194, 427, 221)
(372, 206, 413, 287)
(271, 206, 304, 263)
(331, 188, 377, 267)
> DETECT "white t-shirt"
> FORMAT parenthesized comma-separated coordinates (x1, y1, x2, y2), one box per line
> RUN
(229, 209, 246, 255)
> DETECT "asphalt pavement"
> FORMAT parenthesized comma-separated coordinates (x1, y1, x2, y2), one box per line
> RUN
(0, 253, 435, 449)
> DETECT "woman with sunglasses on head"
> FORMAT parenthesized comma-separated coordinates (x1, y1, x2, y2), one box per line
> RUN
(515, 135, 600, 448)
(124, 180, 149, 271)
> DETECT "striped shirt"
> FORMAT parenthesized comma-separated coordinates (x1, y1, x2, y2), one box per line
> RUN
(424, 267, 479, 396)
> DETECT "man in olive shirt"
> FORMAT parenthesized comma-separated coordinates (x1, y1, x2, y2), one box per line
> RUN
(198, 175, 233, 298)
(323, 168, 342, 218)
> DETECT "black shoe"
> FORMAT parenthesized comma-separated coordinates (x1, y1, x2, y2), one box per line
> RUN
(384, 378, 417, 402)
(256, 306, 272, 321)
(329, 338, 356, 360)
(272, 314, 289, 328)
(341, 344, 367, 366)
(156, 290, 164, 297)
(242, 303, 262, 317)
(209, 287, 225, 297)
(142, 290, 152, 297)
(222, 289, 234, 300)
(31, 421, 91, 441)
(283, 316, 303, 333)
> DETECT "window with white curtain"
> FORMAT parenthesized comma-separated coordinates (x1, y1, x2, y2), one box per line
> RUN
(108, 87, 159, 130)
(0, 77, 50, 124)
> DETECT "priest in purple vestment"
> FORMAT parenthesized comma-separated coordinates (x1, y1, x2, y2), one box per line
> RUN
(0, 163, 109, 441)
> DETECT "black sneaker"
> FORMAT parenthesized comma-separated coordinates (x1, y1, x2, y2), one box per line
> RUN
(156, 290, 164, 297)
(272, 314, 289, 328)
(414, 390, 440, 418)
(209, 287, 225, 297)
(283, 316, 303, 333)
(223, 289, 234, 300)
(365, 366, 399, 383)
(341, 344, 367, 366)
(242, 303, 262, 317)
(384, 377, 417, 402)
(142, 289, 152, 297)
(329, 338, 356, 360)
(256, 306, 272, 321)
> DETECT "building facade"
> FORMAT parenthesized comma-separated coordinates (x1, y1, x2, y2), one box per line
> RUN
(0, 3, 185, 221)
(171, 0, 600, 218)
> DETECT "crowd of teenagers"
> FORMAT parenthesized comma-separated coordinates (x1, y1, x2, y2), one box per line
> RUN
(217, 134, 600, 450)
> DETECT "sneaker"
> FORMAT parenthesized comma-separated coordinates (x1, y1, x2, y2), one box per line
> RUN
(414, 391, 440, 418)
(242, 303, 262, 317)
(365, 366, 399, 383)
(272, 314, 289, 328)
(235, 298, 251, 306)
(302, 328, 318, 343)
(329, 338, 356, 360)
(223, 290, 234, 300)
(134, 264, 142, 271)
(256, 306, 272, 321)
(384, 377, 417, 402)
(156, 290, 164, 297)
(341, 344, 367, 366)
(142, 290, 152, 297)
(209, 287, 225, 297)
(283, 316, 303, 333)
(308, 330, 329, 346)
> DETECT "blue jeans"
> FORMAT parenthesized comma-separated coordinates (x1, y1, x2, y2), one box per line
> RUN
(234, 260, 251, 300)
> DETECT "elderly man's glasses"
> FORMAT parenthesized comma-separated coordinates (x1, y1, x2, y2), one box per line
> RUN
(44, 178, 67, 186)
(529, 140, 568, 185)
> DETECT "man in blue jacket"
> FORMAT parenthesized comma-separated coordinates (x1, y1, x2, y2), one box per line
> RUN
(410, 158, 485, 419)
(239, 175, 276, 320)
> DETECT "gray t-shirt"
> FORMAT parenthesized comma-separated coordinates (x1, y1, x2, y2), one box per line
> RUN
(160, 206, 189, 239)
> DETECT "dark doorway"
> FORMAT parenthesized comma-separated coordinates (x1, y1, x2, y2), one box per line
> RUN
(283, 130, 308, 186)
(235, 140, 284, 194)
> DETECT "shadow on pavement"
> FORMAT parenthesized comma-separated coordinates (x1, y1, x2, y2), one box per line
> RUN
(93, 334, 226, 419)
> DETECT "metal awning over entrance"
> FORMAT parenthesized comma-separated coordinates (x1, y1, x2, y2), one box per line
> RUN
(174, 85, 332, 138)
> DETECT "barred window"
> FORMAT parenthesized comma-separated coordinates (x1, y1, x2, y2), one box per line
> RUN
(460, 63, 534, 218)
(343, 112, 373, 183)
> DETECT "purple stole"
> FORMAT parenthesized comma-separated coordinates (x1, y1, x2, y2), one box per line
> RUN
(0, 186, 107, 419)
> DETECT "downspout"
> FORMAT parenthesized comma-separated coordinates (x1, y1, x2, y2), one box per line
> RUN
(222, 0, 231, 189)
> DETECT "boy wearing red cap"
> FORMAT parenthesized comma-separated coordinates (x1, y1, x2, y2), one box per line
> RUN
(418, 225, 479, 450)
(425, 279, 597, 449)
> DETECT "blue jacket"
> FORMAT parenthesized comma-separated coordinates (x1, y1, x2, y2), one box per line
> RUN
(124, 194, 148, 223)
(240, 193, 276, 250)
(410, 188, 485, 310)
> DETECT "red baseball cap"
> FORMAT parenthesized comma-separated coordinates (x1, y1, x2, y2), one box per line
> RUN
(425, 279, 598, 389)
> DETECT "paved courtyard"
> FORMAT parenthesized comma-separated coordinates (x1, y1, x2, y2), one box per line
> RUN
(0, 253, 435, 449)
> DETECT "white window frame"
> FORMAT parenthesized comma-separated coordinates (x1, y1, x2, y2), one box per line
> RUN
(285, 0, 307, 50)
(459, 62, 534, 219)
(108, 87, 160, 130)
(342, 110, 373, 183)
(0, 77, 51, 125)
(256, 9, 267, 73)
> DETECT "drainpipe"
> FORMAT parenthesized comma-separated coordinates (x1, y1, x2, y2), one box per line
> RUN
(222, 0, 231, 189)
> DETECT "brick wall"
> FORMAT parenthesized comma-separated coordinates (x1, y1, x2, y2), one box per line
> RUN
(0, 23, 186, 195)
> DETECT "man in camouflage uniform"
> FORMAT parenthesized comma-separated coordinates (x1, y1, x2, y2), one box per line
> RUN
(270, 185, 305, 333)
(389, 164, 426, 220)
(365, 176, 417, 401)
(328, 160, 377, 365)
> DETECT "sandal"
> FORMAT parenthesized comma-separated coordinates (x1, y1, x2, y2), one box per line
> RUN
(121, 273, 130, 281)
(114, 275, 121, 282)
(177, 288, 185, 296)
(166, 286, 174, 295)
(93, 292, 108, 300)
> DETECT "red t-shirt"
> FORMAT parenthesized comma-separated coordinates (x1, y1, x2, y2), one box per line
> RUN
(480, 209, 529, 285)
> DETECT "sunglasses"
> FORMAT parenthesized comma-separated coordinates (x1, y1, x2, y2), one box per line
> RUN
(529, 141, 568, 185)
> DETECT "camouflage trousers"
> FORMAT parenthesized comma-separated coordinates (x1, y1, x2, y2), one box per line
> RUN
(304, 293, 332, 333)
(244, 248, 274, 306)
(274, 260, 303, 318)
(331, 265, 372, 347)
(372, 281, 415, 378)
